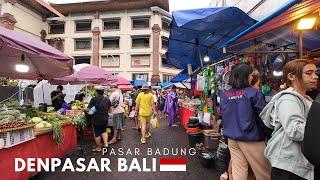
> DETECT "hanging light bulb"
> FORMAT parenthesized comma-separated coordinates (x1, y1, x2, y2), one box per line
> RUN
(15, 54, 30, 73)
(203, 55, 210, 62)
(15, 64, 29, 73)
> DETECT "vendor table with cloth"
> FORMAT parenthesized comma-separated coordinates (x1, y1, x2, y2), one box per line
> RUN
(0, 124, 77, 180)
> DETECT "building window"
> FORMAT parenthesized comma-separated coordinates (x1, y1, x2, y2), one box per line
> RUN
(74, 38, 91, 50)
(161, 36, 169, 49)
(132, 17, 150, 29)
(132, 73, 148, 81)
(111, 73, 119, 76)
(131, 55, 150, 67)
(163, 74, 175, 82)
(75, 20, 92, 32)
(103, 19, 120, 30)
(49, 21, 65, 34)
(102, 37, 120, 49)
(161, 55, 171, 67)
(74, 56, 91, 65)
(101, 55, 120, 68)
(132, 36, 150, 48)
(162, 19, 171, 32)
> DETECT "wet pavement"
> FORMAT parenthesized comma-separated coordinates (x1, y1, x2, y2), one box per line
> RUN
(32, 117, 220, 180)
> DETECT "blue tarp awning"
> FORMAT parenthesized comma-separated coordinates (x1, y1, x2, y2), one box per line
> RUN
(130, 80, 147, 87)
(167, 7, 256, 69)
(160, 82, 173, 88)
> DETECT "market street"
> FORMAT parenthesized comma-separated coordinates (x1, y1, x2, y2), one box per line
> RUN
(32, 117, 220, 180)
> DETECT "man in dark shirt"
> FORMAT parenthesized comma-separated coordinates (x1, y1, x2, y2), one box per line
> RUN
(84, 86, 111, 152)
(51, 85, 65, 110)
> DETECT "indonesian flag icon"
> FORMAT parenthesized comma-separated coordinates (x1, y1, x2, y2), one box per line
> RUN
(159, 158, 187, 172)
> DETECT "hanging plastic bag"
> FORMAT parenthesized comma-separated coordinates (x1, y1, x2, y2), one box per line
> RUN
(151, 115, 159, 128)
(197, 75, 205, 91)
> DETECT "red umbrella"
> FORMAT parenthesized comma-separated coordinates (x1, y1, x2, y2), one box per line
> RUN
(51, 64, 116, 85)
(115, 76, 131, 85)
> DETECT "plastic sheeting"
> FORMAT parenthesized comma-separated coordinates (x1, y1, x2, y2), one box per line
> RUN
(167, 7, 256, 69)
(33, 80, 84, 107)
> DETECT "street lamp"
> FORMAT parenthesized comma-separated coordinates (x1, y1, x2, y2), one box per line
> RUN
(297, 17, 317, 30)
(297, 17, 317, 58)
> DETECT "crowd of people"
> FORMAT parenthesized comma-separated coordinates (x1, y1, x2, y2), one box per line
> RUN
(51, 83, 181, 152)
(49, 58, 320, 180)
(219, 59, 319, 180)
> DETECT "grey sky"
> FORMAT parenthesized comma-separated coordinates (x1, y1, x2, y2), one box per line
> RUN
(46, 0, 213, 12)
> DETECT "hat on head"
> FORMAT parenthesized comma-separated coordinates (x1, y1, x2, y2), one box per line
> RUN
(141, 85, 150, 90)
(110, 84, 118, 88)
(94, 86, 105, 90)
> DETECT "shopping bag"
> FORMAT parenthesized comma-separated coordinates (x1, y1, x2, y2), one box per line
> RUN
(151, 115, 159, 128)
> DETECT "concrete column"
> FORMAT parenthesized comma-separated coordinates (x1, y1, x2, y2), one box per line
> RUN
(151, 24, 161, 83)
(92, 27, 101, 66)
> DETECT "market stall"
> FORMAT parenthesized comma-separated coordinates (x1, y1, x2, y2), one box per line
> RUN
(0, 25, 79, 179)
(0, 124, 76, 180)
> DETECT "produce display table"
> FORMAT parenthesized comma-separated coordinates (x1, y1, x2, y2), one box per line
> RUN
(0, 124, 77, 180)
(180, 107, 195, 129)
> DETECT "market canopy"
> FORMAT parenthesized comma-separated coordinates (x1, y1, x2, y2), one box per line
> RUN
(51, 64, 116, 85)
(130, 80, 147, 87)
(167, 7, 256, 69)
(224, 0, 320, 51)
(0, 26, 73, 80)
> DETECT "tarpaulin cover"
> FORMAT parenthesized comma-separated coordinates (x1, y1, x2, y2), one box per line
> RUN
(225, 0, 320, 50)
(130, 80, 147, 87)
(0, 26, 73, 80)
(167, 7, 256, 69)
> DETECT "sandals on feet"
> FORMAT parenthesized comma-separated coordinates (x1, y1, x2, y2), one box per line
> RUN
(92, 148, 102, 152)
(145, 132, 151, 138)
(108, 139, 117, 145)
(141, 138, 146, 144)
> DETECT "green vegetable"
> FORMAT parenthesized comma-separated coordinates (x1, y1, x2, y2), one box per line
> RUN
(48, 120, 63, 146)
(35, 123, 45, 128)
(0, 110, 20, 117)
(5, 100, 20, 108)
(19, 108, 39, 118)
(71, 115, 87, 129)
(0, 115, 15, 121)
(31, 117, 43, 123)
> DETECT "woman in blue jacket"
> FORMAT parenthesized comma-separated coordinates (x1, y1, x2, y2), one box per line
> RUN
(220, 64, 271, 180)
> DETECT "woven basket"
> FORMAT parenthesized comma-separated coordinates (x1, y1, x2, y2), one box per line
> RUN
(33, 126, 53, 136)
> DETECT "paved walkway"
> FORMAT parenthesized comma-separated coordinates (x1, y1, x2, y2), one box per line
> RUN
(33, 117, 220, 180)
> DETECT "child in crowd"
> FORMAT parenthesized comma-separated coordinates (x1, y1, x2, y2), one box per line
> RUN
(129, 106, 138, 129)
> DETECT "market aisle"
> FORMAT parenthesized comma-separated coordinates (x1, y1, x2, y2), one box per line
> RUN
(33, 117, 220, 180)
